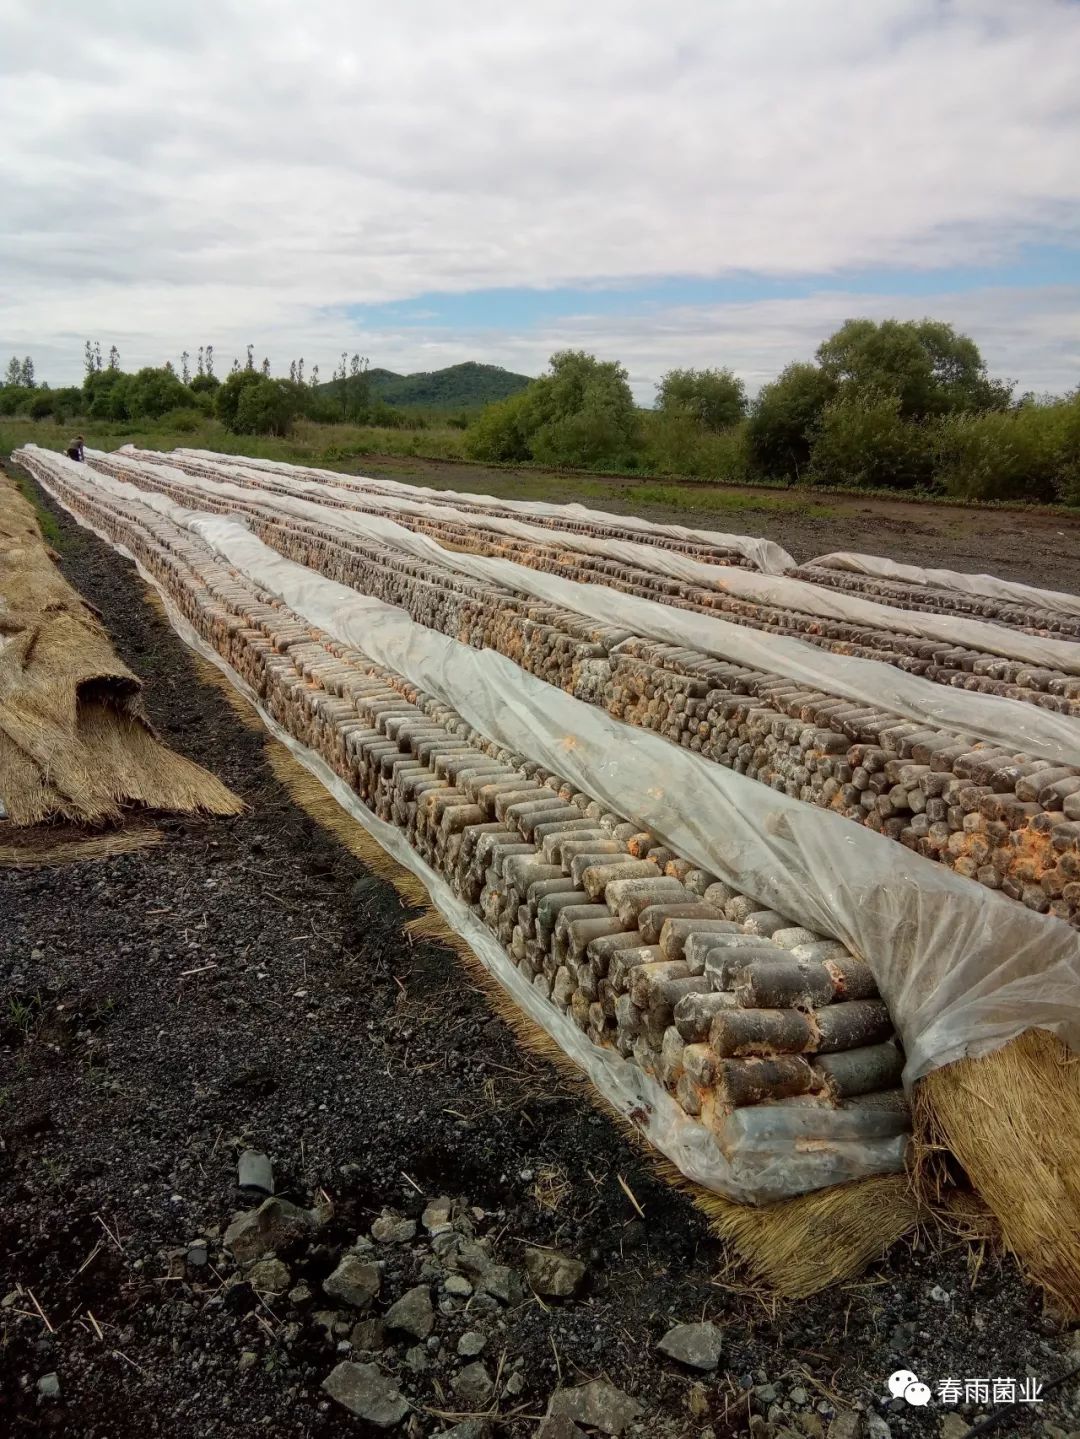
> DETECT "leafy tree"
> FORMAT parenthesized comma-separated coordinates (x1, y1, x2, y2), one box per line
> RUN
(525, 350, 638, 465)
(5, 356, 22, 387)
(746, 362, 837, 478)
(189, 372, 220, 395)
(181, 351, 191, 384)
(816, 318, 1010, 419)
(197, 346, 205, 377)
(932, 402, 1076, 503)
(123, 366, 197, 419)
(809, 390, 934, 490)
(108, 345, 120, 371)
(261, 356, 270, 377)
(289, 360, 297, 384)
(234, 378, 301, 436)
(94, 341, 102, 372)
(656, 367, 746, 431)
(84, 340, 96, 379)
(309, 364, 318, 388)
(230, 358, 240, 375)
(19, 356, 35, 388)
(84, 366, 130, 420)
(297, 357, 304, 385)
(205, 344, 215, 377)
(464, 391, 532, 462)
(245, 344, 255, 372)
(214, 367, 270, 429)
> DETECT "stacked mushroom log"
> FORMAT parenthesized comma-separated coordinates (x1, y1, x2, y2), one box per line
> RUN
(85, 452, 1080, 927)
(135, 449, 1080, 716)
(791, 560, 1080, 640)
(20, 448, 906, 1178)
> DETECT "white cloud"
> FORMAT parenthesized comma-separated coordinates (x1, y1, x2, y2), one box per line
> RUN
(1, 0, 1078, 387)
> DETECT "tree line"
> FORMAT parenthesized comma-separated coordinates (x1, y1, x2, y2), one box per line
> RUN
(0, 342, 410, 437)
(464, 320, 1079, 505)
(3, 318, 1078, 503)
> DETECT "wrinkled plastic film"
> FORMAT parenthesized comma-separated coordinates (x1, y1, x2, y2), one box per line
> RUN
(25, 449, 1080, 1084)
(131, 448, 1080, 674)
(84, 452, 1080, 770)
(810, 550, 1080, 620)
(173, 446, 796, 575)
(24, 451, 906, 1203)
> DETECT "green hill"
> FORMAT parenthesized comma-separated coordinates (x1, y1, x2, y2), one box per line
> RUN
(328, 362, 532, 411)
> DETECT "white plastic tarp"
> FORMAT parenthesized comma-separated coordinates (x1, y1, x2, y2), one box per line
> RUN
(809, 551, 1080, 621)
(86, 450, 1080, 772)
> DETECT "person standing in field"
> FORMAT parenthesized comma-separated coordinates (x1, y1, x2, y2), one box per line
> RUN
(66, 435, 85, 462)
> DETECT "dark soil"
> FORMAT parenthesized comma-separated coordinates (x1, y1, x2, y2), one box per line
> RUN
(2, 476, 1079, 1439)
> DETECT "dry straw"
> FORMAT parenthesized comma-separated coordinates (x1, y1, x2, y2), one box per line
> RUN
(0, 471, 240, 826)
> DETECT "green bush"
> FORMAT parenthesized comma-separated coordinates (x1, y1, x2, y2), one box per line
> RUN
(809, 390, 934, 490)
(465, 391, 532, 462)
(747, 363, 837, 479)
(214, 369, 268, 430)
(233, 378, 300, 436)
(158, 407, 206, 434)
(641, 412, 750, 481)
(28, 392, 56, 420)
(118, 367, 196, 420)
(656, 367, 746, 431)
(933, 397, 1080, 504)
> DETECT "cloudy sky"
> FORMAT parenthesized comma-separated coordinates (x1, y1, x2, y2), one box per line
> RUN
(2, 0, 1079, 398)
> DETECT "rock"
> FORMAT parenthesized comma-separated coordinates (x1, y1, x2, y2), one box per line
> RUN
(457, 1330, 488, 1357)
(323, 1361, 409, 1428)
(689, 1383, 709, 1418)
(423, 1196, 454, 1233)
(864, 1419, 891, 1439)
(288, 1281, 313, 1307)
(372, 1214, 418, 1244)
(478, 1264, 521, 1305)
(798, 1416, 825, 1439)
(928, 1285, 951, 1304)
(237, 1149, 273, 1195)
(547, 1380, 644, 1436)
(37, 1373, 61, 1400)
(186, 1241, 208, 1268)
(312, 1309, 340, 1339)
(525, 1247, 586, 1298)
(535, 1419, 587, 1439)
(351, 1318, 386, 1352)
(324, 1255, 381, 1309)
(385, 1285, 434, 1339)
(405, 1344, 429, 1373)
(790, 1386, 809, 1406)
(504, 1370, 525, 1397)
(223, 1198, 312, 1264)
(237, 1350, 258, 1372)
(828, 1417, 866, 1439)
(939, 1418, 968, 1439)
(247, 1257, 290, 1294)
(453, 1362, 494, 1407)
(445, 1275, 473, 1297)
(441, 1422, 494, 1439)
(656, 1322, 724, 1372)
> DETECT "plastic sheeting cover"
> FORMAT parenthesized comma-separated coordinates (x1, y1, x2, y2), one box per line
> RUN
(173, 445, 796, 575)
(810, 551, 1080, 620)
(87, 451, 1080, 772)
(23, 448, 908, 1204)
(134, 449, 1080, 675)
(39, 449, 1080, 1093)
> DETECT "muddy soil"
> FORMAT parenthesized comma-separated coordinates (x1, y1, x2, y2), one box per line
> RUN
(2, 477, 1079, 1439)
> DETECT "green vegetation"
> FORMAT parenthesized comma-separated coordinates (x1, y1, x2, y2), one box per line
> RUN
(4, 317, 1078, 505)
(365, 361, 531, 410)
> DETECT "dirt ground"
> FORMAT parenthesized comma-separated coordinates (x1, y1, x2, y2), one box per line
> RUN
(3, 472, 1080, 1439)
(351, 454, 1080, 595)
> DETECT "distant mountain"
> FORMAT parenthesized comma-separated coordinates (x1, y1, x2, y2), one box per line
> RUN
(330, 361, 533, 410)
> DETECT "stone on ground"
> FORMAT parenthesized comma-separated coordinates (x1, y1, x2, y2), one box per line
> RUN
(322, 1361, 408, 1428)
